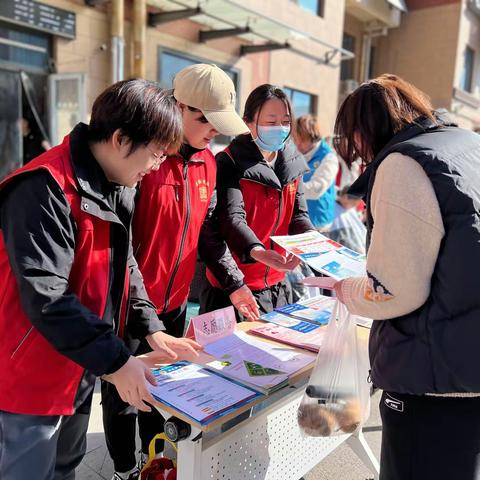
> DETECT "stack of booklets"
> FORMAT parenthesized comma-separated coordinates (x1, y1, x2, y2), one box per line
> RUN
(252, 298, 331, 352)
(273, 295, 372, 329)
(250, 295, 372, 352)
(185, 307, 315, 395)
(148, 361, 260, 425)
(249, 320, 326, 353)
(275, 295, 335, 325)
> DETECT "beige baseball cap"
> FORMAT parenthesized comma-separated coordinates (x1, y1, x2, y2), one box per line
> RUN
(173, 63, 249, 136)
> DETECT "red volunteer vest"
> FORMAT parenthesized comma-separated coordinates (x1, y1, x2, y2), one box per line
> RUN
(0, 135, 128, 415)
(207, 148, 300, 291)
(133, 149, 216, 313)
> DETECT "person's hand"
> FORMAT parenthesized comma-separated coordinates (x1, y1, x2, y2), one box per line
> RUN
(301, 276, 336, 290)
(338, 193, 360, 210)
(104, 356, 157, 412)
(146, 330, 203, 360)
(229, 285, 260, 321)
(250, 247, 301, 272)
(285, 253, 301, 270)
(334, 280, 345, 303)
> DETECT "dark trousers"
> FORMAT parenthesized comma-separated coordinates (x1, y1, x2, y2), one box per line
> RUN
(199, 278, 293, 320)
(379, 391, 480, 480)
(0, 409, 90, 480)
(102, 305, 187, 473)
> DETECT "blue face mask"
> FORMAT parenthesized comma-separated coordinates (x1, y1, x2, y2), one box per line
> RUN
(254, 125, 291, 152)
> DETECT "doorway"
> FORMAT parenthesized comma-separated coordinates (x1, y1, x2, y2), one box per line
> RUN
(0, 69, 50, 176)
(0, 70, 22, 177)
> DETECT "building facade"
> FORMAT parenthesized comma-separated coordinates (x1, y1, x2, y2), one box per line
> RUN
(342, 0, 480, 130)
(1, 0, 477, 178)
(0, 0, 349, 176)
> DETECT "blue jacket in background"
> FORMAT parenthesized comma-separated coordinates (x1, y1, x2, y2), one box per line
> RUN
(303, 140, 336, 228)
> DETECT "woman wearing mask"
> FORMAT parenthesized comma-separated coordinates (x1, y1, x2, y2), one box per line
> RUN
(333, 74, 480, 479)
(200, 84, 314, 316)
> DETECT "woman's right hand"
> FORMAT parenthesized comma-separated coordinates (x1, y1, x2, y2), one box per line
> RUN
(103, 356, 157, 412)
(250, 247, 300, 272)
(229, 285, 260, 321)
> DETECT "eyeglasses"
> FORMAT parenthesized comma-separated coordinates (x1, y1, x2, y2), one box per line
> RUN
(145, 145, 167, 166)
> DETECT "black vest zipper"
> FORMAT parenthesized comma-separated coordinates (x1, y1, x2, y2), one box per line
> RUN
(108, 221, 129, 336)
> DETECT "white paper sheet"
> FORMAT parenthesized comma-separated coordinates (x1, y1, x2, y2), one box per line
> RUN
(271, 231, 366, 280)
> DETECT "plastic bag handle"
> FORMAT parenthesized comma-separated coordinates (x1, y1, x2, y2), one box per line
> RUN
(333, 300, 351, 328)
(329, 299, 340, 326)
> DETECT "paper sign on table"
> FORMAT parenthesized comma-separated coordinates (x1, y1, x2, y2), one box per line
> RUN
(186, 306, 236, 346)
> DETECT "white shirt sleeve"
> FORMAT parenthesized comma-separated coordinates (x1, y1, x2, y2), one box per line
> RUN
(341, 153, 445, 320)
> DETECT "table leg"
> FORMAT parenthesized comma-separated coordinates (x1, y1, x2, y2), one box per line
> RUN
(177, 436, 203, 480)
(346, 430, 380, 480)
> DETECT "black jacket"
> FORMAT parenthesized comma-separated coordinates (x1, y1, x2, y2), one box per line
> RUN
(198, 188, 246, 294)
(216, 134, 313, 262)
(0, 124, 162, 408)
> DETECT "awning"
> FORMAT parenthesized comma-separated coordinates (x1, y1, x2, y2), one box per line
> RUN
(148, 0, 354, 64)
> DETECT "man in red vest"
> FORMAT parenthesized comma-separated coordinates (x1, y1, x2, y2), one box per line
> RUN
(103, 64, 259, 480)
(0, 79, 201, 480)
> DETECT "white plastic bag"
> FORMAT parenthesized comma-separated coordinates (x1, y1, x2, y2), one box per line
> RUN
(297, 301, 370, 437)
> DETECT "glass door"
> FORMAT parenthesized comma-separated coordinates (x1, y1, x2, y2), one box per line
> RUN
(49, 73, 86, 147)
(0, 69, 22, 178)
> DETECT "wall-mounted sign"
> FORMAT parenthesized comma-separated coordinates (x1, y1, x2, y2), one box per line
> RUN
(0, 0, 76, 39)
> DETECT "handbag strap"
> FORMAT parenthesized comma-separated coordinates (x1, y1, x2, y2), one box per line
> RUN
(149, 433, 177, 458)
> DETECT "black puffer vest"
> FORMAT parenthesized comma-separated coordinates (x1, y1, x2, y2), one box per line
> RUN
(351, 115, 480, 394)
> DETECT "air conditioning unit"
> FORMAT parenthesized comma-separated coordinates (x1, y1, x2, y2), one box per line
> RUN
(340, 79, 359, 95)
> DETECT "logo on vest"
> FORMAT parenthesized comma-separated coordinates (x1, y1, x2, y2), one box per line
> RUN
(384, 393, 404, 412)
(287, 183, 296, 195)
(195, 179, 210, 202)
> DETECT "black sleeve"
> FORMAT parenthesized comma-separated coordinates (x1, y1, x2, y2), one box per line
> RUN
(0, 171, 131, 376)
(126, 227, 166, 338)
(198, 190, 245, 294)
(289, 178, 315, 234)
(216, 152, 264, 263)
